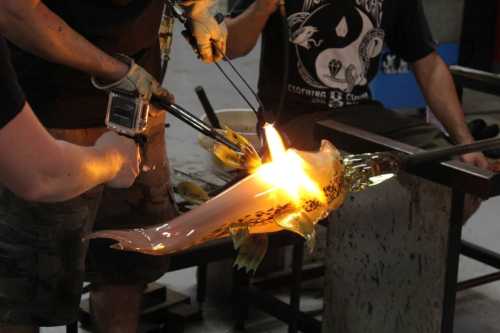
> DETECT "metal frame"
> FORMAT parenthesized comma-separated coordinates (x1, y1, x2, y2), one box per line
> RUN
(234, 234, 323, 333)
(450, 66, 500, 96)
(441, 190, 465, 332)
(458, 252, 500, 289)
(316, 120, 500, 333)
(451, 66, 500, 294)
(457, 240, 500, 293)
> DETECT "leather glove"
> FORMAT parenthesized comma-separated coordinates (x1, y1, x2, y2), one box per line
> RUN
(91, 54, 174, 103)
(178, 0, 227, 63)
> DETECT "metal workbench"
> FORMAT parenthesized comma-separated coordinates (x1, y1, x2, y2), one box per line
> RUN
(317, 120, 500, 333)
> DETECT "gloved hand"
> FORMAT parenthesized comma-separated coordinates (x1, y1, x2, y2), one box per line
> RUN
(95, 131, 141, 189)
(178, 0, 227, 63)
(91, 54, 175, 103)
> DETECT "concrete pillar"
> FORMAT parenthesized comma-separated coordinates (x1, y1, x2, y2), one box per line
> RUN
(323, 173, 451, 333)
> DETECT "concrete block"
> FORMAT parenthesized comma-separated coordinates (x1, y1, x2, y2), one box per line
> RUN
(323, 173, 451, 333)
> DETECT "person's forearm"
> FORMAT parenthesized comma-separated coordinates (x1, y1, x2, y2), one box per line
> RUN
(31, 140, 122, 202)
(0, 105, 121, 202)
(226, 3, 273, 59)
(413, 52, 474, 144)
(0, 0, 128, 82)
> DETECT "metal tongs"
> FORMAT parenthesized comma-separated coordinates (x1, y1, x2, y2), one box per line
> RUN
(151, 96, 242, 153)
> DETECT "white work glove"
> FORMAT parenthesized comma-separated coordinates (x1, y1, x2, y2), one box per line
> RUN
(95, 132, 141, 188)
(91, 54, 174, 103)
(178, 0, 228, 63)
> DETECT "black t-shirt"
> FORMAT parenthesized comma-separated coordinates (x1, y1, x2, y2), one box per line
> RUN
(0, 37, 26, 129)
(231, 0, 436, 124)
(10, 0, 164, 129)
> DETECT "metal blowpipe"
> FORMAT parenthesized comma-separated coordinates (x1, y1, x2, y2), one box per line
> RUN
(401, 137, 500, 168)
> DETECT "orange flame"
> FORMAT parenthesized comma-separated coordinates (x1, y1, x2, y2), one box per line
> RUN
(255, 124, 326, 206)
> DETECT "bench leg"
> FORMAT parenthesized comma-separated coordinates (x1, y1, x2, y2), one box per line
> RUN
(289, 239, 305, 333)
(441, 190, 465, 333)
(233, 268, 250, 331)
(197, 264, 208, 312)
(66, 322, 78, 333)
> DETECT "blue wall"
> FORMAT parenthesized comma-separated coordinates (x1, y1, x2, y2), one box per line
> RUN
(370, 43, 459, 109)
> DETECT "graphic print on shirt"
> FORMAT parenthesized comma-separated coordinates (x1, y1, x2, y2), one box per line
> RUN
(287, 0, 385, 108)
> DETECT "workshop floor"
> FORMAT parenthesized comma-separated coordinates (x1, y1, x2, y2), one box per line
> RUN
(43, 25, 500, 333)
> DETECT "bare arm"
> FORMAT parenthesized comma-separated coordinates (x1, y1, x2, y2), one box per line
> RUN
(0, 0, 128, 81)
(0, 103, 139, 202)
(412, 52, 489, 169)
(225, 0, 279, 59)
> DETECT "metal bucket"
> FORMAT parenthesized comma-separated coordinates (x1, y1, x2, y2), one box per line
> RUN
(198, 108, 260, 181)
(200, 108, 259, 147)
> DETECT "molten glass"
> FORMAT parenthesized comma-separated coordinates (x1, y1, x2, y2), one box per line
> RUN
(88, 124, 400, 271)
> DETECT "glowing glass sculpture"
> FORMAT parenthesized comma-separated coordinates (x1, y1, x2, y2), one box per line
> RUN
(89, 124, 401, 271)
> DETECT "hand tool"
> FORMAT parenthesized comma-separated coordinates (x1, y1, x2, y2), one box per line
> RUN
(105, 89, 242, 152)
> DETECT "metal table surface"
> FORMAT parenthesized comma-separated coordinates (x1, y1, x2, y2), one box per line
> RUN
(317, 119, 500, 199)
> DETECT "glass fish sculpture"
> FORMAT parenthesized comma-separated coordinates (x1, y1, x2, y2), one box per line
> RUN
(88, 125, 401, 272)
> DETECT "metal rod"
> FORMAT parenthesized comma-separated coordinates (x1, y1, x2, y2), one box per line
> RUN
(245, 286, 323, 333)
(213, 61, 260, 116)
(233, 267, 251, 330)
(457, 271, 500, 291)
(461, 240, 500, 270)
(253, 263, 325, 289)
(196, 264, 208, 306)
(289, 239, 304, 333)
(403, 137, 500, 167)
(211, 42, 267, 114)
(195, 86, 222, 128)
(441, 189, 465, 333)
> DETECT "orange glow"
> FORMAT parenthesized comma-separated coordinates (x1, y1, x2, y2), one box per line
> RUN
(255, 124, 326, 206)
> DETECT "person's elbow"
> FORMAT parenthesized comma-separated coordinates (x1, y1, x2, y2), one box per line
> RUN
(225, 22, 256, 59)
(411, 51, 442, 73)
(226, 42, 254, 59)
(226, 48, 249, 60)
